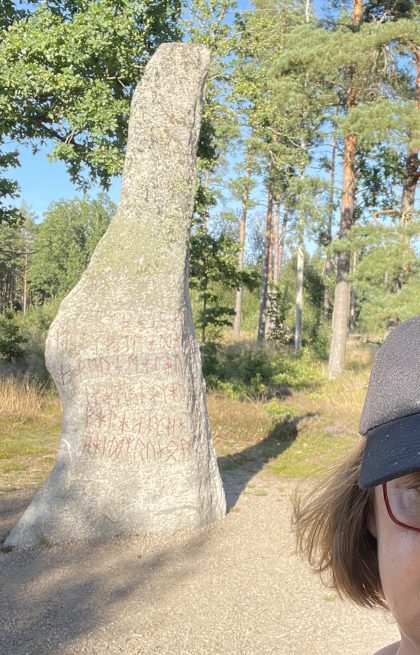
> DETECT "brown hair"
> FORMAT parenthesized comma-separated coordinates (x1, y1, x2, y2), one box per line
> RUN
(292, 438, 386, 608)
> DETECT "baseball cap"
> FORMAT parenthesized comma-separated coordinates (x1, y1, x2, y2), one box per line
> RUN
(358, 315, 420, 489)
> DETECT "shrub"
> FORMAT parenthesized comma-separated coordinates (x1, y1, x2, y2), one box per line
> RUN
(203, 342, 324, 400)
(0, 311, 27, 362)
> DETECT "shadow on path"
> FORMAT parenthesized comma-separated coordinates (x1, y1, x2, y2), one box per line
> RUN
(218, 412, 316, 510)
(0, 497, 215, 655)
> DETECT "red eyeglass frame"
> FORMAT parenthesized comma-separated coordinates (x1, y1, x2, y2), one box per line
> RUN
(382, 482, 420, 533)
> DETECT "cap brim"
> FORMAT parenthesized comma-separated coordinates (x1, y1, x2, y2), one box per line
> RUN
(358, 412, 420, 489)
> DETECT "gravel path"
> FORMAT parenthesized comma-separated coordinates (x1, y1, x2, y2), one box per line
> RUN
(0, 467, 399, 655)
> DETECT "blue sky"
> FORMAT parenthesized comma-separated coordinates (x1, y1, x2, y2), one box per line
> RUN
(5, 141, 121, 220)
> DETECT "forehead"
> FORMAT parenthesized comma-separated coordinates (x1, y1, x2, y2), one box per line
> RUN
(389, 471, 420, 485)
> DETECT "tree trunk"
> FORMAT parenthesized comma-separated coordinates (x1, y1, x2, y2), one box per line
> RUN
(294, 156, 307, 352)
(393, 45, 420, 291)
(294, 219, 304, 353)
(400, 45, 420, 226)
(278, 207, 288, 275)
(233, 164, 251, 337)
(265, 190, 281, 338)
(323, 133, 337, 321)
(23, 248, 28, 314)
(203, 169, 210, 230)
(257, 179, 274, 343)
(349, 249, 357, 331)
(273, 192, 281, 284)
(328, 0, 363, 380)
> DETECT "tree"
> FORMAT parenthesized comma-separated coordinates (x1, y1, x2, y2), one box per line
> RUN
(181, 1, 257, 342)
(0, 310, 27, 361)
(229, 154, 256, 337)
(0, 0, 182, 188)
(231, 0, 335, 348)
(337, 217, 420, 331)
(0, 140, 21, 226)
(29, 194, 115, 301)
(189, 227, 259, 342)
(0, 3, 36, 224)
(181, 0, 239, 219)
(0, 204, 37, 312)
(269, 0, 419, 374)
(326, 0, 363, 378)
(257, 172, 275, 343)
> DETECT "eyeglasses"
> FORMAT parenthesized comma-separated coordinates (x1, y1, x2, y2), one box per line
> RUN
(383, 480, 420, 532)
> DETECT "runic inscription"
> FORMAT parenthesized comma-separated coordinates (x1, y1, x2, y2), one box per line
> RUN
(83, 432, 193, 464)
(53, 310, 183, 356)
(59, 352, 183, 385)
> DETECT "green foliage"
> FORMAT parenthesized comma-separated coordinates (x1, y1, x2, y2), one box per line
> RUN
(340, 219, 420, 332)
(17, 298, 61, 378)
(29, 193, 115, 301)
(0, 0, 182, 188)
(266, 254, 326, 350)
(182, 0, 240, 215)
(189, 227, 260, 342)
(0, 310, 27, 361)
(0, 139, 21, 226)
(264, 402, 298, 418)
(355, 145, 404, 214)
(363, 1, 418, 23)
(201, 342, 323, 400)
(357, 269, 420, 333)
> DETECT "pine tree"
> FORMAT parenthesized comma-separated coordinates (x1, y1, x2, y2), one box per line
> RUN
(230, 0, 333, 347)
(325, 0, 363, 378)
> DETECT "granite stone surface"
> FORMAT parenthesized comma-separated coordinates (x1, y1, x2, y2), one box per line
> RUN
(5, 42, 226, 548)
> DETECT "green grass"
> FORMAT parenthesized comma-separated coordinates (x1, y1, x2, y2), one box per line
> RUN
(0, 416, 60, 491)
(0, 379, 61, 492)
(266, 429, 354, 478)
(210, 391, 357, 479)
(209, 342, 372, 479)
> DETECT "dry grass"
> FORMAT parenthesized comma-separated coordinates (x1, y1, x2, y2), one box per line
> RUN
(0, 376, 61, 419)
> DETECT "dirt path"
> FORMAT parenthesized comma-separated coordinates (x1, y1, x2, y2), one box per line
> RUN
(0, 468, 398, 655)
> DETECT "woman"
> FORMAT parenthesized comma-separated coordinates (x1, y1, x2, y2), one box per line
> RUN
(294, 315, 420, 655)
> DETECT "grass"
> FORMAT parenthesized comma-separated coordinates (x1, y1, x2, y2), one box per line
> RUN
(0, 340, 377, 493)
(0, 377, 62, 492)
(209, 341, 375, 479)
(37, 534, 53, 548)
(209, 372, 364, 479)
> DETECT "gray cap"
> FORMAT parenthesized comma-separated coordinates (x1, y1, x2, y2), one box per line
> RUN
(358, 315, 420, 488)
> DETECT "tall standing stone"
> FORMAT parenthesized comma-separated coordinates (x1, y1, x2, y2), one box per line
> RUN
(5, 43, 226, 548)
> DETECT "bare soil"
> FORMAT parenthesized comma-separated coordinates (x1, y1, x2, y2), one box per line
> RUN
(0, 467, 398, 655)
